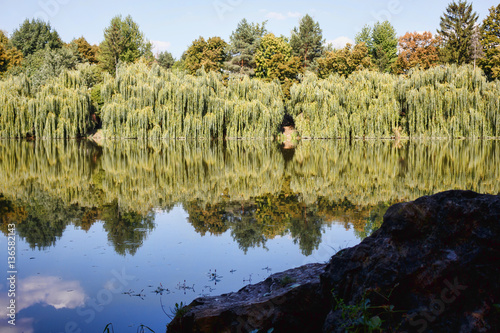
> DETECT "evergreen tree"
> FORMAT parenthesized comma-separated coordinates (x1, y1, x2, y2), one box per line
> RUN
(354, 21, 397, 72)
(480, 4, 500, 79)
(437, 0, 478, 65)
(355, 25, 373, 51)
(10, 18, 62, 56)
(290, 14, 324, 69)
(371, 21, 398, 72)
(225, 19, 267, 75)
(157, 51, 175, 70)
(98, 15, 152, 75)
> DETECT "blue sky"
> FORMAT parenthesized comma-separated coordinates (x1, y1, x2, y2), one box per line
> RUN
(1, 0, 498, 59)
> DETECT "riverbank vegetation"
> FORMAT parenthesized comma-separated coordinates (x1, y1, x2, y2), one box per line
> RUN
(1, 2, 499, 139)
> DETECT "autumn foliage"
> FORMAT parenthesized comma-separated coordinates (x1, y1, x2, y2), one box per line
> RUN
(394, 32, 440, 74)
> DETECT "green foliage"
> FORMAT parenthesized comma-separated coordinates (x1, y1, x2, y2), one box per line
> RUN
(317, 43, 372, 78)
(255, 33, 302, 98)
(290, 14, 324, 69)
(98, 15, 153, 75)
(100, 61, 284, 139)
(10, 19, 63, 57)
(156, 51, 175, 70)
(437, 0, 478, 65)
(355, 21, 398, 72)
(170, 302, 188, 319)
(355, 25, 373, 51)
(225, 19, 267, 75)
(289, 71, 399, 139)
(0, 68, 92, 138)
(184, 36, 228, 74)
(480, 4, 500, 79)
(371, 21, 398, 72)
(332, 291, 394, 332)
(397, 64, 500, 138)
(290, 65, 499, 138)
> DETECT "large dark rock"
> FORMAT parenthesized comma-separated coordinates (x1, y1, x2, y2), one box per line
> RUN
(322, 190, 499, 332)
(167, 191, 500, 333)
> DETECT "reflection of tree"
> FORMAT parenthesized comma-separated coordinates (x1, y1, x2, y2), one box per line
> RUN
(186, 179, 327, 255)
(101, 200, 156, 256)
(0, 194, 27, 234)
(15, 191, 83, 249)
(353, 202, 390, 240)
(184, 201, 229, 236)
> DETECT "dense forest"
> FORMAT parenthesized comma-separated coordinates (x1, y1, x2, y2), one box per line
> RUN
(1, 1, 500, 139)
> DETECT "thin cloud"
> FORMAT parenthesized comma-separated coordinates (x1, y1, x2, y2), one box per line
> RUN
(266, 12, 286, 20)
(287, 11, 301, 18)
(151, 40, 172, 54)
(325, 36, 355, 49)
(265, 11, 302, 20)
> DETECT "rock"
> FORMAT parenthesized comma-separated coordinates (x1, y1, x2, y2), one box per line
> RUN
(166, 263, 329, 333)
(322, 190, 500, 332)
(167, 191, 500, 333)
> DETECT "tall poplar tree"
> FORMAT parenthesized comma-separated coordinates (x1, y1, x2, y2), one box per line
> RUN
(437, 0, 478, 65)
(290, 14, 324, 69)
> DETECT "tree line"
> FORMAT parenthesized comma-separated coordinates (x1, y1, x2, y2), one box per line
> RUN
(0, 1, 499, 139)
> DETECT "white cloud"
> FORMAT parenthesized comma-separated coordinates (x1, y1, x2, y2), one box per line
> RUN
(265, 11, 302, 20)
(287, 11, 301, 18)
(0, 276, 85, 333)
(325, 36, 355, 50)
(151, 40, 172, 54)
(266, 12, 286, 20)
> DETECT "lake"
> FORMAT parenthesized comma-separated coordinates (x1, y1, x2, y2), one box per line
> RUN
(0, 139, 499, 333)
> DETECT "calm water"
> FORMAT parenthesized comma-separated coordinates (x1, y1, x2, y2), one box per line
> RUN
(0, 139, 498, 333)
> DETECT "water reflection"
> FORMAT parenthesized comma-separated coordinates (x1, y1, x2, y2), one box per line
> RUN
(0, 275, 85, 333)
(0, 139, 498, 255)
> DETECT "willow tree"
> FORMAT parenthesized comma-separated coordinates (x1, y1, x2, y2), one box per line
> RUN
(397, 64, 499, 138)
(289, 71, 399, 139)
(0, 69, 92, 138)
(100, 61, 284, 139)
